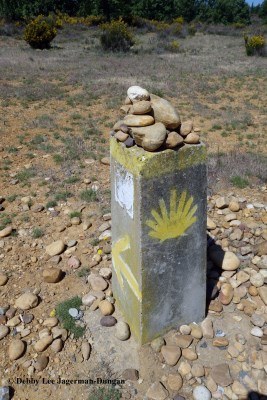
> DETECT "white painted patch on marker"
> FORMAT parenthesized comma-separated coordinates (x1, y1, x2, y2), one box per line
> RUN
(115, 168, 134, 219)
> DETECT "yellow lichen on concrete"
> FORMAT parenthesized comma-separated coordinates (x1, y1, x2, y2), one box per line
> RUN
(110, 137, 206, 179)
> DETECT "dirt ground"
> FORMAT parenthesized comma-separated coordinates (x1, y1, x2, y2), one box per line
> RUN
(0, 24, 266, 400)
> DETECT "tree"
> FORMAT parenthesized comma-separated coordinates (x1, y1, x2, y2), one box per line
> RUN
(212, 0, 250, 24)
(259, 0, 267, 18)
(174, 0, 200, 22)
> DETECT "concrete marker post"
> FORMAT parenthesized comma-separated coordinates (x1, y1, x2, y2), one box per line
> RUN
(111, 137, 207, 344)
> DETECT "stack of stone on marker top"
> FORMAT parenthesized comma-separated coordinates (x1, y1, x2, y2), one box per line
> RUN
(111, 85, 201, 152)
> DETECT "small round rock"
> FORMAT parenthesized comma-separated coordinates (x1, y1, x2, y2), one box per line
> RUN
(34, 355, 49, 371)
(115, 321, 130, 340)
(0, 325, 9, 340)
(250, 327, 263, 338)
(0, 273, 8, 286)
(100, 316, 117, 327)
(68, 308, 79, 318)
(8, 339, 26, 360)
(180, 324, 191, 335)
(193, 385, 211, 400)
(151, 336, 165, 352)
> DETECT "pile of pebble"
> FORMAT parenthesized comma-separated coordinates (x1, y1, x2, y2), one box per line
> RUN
(111, 85, 201, 152)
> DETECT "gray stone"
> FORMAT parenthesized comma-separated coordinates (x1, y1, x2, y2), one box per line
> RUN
(68, 308, 79, 318)
(127, 86, 149, 103)
(67, 240, 77, 247)
(193, 385, 211, 400)
(151, 336, 165, 352)
(82, 294, 96, 307)
(251, 313, 265, 327)
(115, 321, 130, 340)
(250, 273, 264, 287)
(88, 274, 108, 291)
(253, 241, 267, 256)
(124, 137, 135, 148)
(0, 386, 9, 400)
(122, 369, 139, 381)
(257, 255, 267, 269)
(100, 316, 117, 327)
(250, 327, 263, 337)
(22, 313, 34, 324)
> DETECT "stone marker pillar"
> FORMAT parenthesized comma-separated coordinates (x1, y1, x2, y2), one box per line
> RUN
(111, 137, 207, 344)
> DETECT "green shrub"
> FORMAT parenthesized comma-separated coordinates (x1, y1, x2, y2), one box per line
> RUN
(80, 189, 97, 203)
(89, 387, 121, 400)
(69, 211, 81, 218)
(244, 34, 265, 56)
(56, 296, 85, 338)
(100, 18, 134, 52)
(0, 213, 12, 231)
(32, 227, 44, 238)
(24, 15, 57, 49)
(165, 40, 180, 53)
(230, 175, 249, 188)
(46, 200, 57, 209)
(188, 23, 197, 36)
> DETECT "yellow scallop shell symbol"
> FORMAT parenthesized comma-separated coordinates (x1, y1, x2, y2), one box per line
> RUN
(146, 189, 197, 242)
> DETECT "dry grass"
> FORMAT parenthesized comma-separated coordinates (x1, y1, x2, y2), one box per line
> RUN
(0, 25, 266, 190)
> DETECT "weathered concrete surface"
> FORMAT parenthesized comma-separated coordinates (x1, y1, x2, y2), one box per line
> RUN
(111, 138, 207, 344)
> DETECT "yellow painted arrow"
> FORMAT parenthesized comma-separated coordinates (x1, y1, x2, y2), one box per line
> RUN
(112, 235, 142, 302)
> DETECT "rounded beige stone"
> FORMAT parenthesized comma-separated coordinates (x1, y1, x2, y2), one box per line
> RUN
(161, 345, 181, 366)
(131, 101, 152, 115)
(46, 240, 65, 257)
(98, 300, 114, 316)
(123, 115, 154, 127)
(14, 293, 38, 310)
(182, 348, 198, 361)
(34, 335, 53, 352)
(165, 131, 183, 149)
(0, 226, 13, 238)
(8, 339, 25, 360)
(180, 120, 193, 136)
(167, 373, 183, 391)
(0, 273, 8, 286)
(184, 132, 200, 144)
